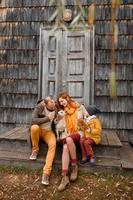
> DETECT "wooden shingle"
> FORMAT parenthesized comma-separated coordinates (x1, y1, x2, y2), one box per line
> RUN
(0, 0, 132, 142)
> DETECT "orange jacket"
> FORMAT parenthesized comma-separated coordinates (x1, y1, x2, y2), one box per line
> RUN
(85, 116, 102, 144)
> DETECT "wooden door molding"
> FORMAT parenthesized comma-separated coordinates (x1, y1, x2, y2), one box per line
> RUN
(39, 26, 94, 105)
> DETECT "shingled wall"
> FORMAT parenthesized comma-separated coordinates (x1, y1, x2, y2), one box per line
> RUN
(0, 0, 132, 143)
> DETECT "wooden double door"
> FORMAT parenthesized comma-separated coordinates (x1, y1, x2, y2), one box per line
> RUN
(39, 27, 94, 106)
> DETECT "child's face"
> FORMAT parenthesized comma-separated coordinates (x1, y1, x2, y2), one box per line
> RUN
(59, 97, 67, 107)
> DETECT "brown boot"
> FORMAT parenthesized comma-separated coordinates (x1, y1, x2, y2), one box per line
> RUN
(70, 164, 78, 181)
(58, 176, 70, 191)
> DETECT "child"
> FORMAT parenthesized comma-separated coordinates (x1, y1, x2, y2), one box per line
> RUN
(79, 105, 102, 165)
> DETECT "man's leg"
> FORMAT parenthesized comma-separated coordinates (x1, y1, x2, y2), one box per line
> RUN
(30, 125, 41, 160)
(42, 130, 56, 181)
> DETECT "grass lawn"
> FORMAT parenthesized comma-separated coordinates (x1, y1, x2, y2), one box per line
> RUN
(0, 165, 133, 200)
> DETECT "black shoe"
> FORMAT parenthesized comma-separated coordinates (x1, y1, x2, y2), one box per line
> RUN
(80, 155, 90, 164)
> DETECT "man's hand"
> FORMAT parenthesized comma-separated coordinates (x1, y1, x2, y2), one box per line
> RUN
(48, 112, 55, 121)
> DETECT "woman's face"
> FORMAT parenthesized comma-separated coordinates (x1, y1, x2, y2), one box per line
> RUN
(59, 97, 67, 107)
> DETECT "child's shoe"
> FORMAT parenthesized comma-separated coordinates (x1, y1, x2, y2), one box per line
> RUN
(90, 156, 96, 165)
(80, 155, 90, 164)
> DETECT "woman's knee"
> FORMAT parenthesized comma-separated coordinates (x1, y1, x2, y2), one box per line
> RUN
(66, 137, 73, 145)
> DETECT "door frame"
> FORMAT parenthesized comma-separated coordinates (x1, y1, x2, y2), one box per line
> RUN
(39, 26, 95, 105)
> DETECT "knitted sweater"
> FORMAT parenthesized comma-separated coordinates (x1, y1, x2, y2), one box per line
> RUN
(31, 102, 55, 130)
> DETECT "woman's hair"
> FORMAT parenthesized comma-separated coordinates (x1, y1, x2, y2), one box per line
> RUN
(57, 92, 79, 109)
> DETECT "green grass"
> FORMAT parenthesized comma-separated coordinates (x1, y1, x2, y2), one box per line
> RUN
(0, 165, 132, 200)
(0, 165, 41, 175)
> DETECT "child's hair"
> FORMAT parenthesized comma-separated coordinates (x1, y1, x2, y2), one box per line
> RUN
(86, 105, 101, 116)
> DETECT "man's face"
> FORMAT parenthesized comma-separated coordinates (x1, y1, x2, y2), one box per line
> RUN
(46, 97, 56, 110)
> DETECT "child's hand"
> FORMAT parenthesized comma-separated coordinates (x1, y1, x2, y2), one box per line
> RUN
(86, 127, 91, 132)
(78, 118, 88, 131)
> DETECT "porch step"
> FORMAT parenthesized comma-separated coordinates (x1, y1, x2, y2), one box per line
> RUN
(0, 127, 123, 165)
(0, 127, 30, 153)
(94, 129, 122, 159)
(0, 149, 122, 170)
(36, 129, 123, 160)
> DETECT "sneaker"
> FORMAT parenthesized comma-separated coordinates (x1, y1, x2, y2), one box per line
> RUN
(90, 156, 96, 165)
(41, 174, 50, 185)
(58, 176, 70, 192)
(70, 164, 78, 182)
(29, 151, 38, 160)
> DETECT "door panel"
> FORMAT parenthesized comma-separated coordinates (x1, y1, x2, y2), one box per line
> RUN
(41, 30, 62, 99)
(62, 30, 90, 106)
(39, 28, 94, 106)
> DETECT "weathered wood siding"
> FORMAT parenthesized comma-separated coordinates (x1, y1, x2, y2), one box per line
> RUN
(0, 0, 132, 142)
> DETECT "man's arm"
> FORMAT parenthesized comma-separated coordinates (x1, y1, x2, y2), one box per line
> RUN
(31, 104, 50, 125)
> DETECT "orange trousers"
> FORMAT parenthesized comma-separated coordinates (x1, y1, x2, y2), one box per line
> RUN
(30, 125, 56, 176)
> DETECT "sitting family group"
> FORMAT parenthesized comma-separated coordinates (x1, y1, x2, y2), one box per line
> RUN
(29, 92, 102, 191)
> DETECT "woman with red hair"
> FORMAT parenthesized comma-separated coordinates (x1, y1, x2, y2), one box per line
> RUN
(57, 92, 81, 191)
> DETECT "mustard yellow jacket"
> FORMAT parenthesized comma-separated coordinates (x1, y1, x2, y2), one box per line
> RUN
(85, 116, 102, 144)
